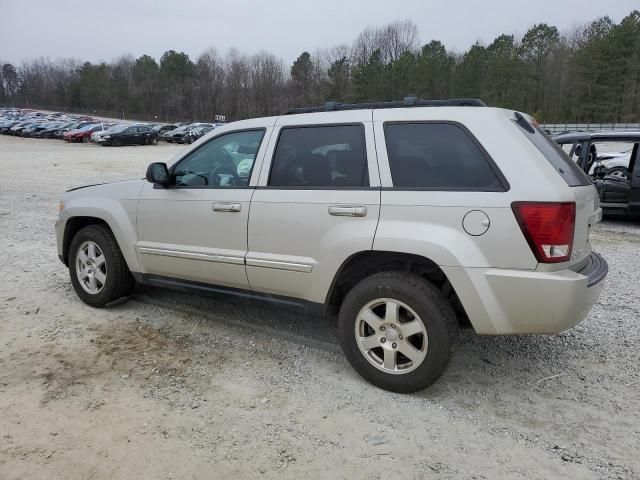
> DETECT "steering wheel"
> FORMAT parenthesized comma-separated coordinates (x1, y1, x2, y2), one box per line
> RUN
(209, 164, 238, 186)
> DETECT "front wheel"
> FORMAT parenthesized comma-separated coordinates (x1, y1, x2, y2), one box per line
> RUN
(338, 271, 457, 393)
(68, 225, 134, 307)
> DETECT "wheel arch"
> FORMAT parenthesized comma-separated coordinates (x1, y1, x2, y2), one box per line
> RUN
(325, 250, 469, 325)
(61, 214, 139, 272)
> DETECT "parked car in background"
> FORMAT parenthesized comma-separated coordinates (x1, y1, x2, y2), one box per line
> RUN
(29, 122, 65, 138)
(8, 121, 35, 136)
(100, 124, 157, 146)
(152, 124, 178, 137)
(55, 121, 95, 139)
(161, 123, 215, 143)
(554, 130, 640, 217)
(91, 124, 121, 143)
(184, 124, 216, 144)
(595, 149, 632, 177)
(160, 124, 194, 143)
(20, 122, 49, 137)
(64, 124, 113, 143)
(64, 124, 97, 142)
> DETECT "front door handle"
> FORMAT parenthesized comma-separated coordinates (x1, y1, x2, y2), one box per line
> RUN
(328, 205, 367, 217)
(212, 202, 241, 212)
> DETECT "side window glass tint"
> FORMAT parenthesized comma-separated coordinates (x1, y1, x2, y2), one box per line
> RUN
(173, 130, 265, 188)
(269, 125, 368, 187)
(385, 123, 503, 190)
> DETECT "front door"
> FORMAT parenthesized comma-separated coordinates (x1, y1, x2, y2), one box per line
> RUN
(136, 128, 269, 289)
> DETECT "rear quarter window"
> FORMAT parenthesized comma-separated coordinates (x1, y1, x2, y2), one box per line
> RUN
(514, 114, 592, 187)
(384, 122, 507, 191)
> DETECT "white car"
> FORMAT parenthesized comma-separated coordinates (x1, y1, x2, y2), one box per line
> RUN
(91, 124, 125, 143)
(55, 98, 607, 392)
(597, 149, 632, 175)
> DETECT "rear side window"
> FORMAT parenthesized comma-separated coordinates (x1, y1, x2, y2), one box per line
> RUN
(269, 125, 368, 187)
(514, 114, 592, 187)
(384, 123, 505, 190)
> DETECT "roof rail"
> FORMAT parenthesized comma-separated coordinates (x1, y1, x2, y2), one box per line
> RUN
(283, 96, 486, 115)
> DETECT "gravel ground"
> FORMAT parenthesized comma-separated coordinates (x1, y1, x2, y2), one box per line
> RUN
(0, 136, 639, 479)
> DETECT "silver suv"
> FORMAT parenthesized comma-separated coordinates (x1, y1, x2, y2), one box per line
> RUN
(55, 98, 608, 392)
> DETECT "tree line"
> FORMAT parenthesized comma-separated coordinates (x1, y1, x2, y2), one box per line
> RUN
(1, 11, 638, 123)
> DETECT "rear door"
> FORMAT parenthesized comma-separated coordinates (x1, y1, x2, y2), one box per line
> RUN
(247, 111, 380, 303)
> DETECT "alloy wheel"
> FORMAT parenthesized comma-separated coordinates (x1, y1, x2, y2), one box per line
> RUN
(75, 241, 107, 294)
(354, 298, 428, 374)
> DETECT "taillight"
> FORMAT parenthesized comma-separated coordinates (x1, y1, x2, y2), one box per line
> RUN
(512, 202, 575, 263)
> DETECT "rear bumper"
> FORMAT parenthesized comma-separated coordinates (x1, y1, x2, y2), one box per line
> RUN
(443, 252, 608, 334)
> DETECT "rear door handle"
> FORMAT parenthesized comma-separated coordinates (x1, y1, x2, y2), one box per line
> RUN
(212, 202, 241, 212)
(328, 205, 367, 217)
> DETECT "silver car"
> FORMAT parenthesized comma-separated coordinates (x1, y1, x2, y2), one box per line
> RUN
(55, 98, 608, 392)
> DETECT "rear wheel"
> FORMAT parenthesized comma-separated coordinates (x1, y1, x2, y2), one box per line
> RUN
(69, 225, 134, 307)
(338, 271, 457, 393)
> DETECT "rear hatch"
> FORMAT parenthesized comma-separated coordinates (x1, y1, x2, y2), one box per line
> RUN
(514, 113, 599, 267)
(570, 185, 600, 265)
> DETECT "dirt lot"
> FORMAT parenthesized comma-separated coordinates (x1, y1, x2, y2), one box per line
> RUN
(0, 135, 639, 479)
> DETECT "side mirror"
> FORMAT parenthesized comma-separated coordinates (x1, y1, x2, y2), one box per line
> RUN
(146, 162, 172, 187)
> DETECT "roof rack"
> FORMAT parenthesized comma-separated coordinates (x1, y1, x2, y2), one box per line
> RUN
(283, 96, 486, 115)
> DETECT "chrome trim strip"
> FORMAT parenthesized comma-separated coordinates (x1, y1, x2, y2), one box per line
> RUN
(245, 258, 313, 273)
(138, 247, 244, 265)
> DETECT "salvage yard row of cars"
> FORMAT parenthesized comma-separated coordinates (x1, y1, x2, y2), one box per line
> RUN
(0, 108, 223, 146)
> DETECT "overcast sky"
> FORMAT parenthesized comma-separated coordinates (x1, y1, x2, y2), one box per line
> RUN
(1, 0, 637, 65)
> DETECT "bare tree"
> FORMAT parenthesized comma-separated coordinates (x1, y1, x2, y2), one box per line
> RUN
(379, 20, 419, 63)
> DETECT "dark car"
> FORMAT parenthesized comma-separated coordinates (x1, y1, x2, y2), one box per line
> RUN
(101, 125, 157, 146)
(34, 122, 72, 139)
(26, 121, 62, 137)
(8, 121, 34, 136)
(21, 123, 51, 137)
(554, 131, 640, 217)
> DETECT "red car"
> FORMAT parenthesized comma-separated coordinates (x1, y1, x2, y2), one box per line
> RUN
(63, 124, 109, 143)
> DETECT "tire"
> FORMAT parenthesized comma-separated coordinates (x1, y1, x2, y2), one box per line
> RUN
(606, 166, 630, 179)
(338, 271, 457, 393)
(68, 224, 135, 307)
(82, 136, 89, 143)
(113, 138, 122, 146)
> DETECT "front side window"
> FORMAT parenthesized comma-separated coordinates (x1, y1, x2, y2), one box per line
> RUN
(173, 130, 265, 187)
(385, 123, 504, 190)
(269, 125, 368, 187)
